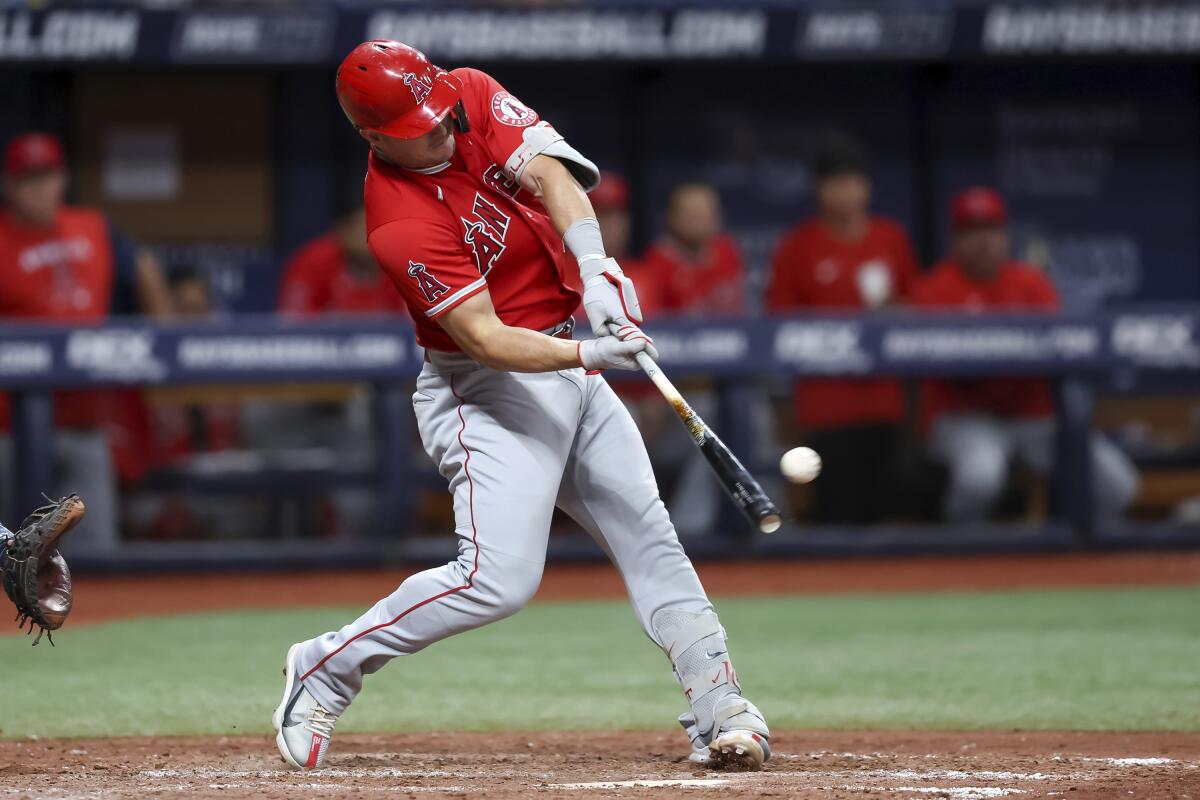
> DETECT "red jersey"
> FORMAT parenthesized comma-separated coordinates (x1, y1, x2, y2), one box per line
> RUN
(911, 259, 1060, 425)
(766, 216, 918, 430)
(0, 206, 115, 429)
(632, 234, 744, 317)
(364, 68, 581, 352)
(279, 233, 406, 317)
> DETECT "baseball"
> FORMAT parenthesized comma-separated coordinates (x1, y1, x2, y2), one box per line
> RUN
(780, 447, 821, 484)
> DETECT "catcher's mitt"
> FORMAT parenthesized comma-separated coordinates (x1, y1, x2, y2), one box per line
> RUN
(1, 494, 85, 645)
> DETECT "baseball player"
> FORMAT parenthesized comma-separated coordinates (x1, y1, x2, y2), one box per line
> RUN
(273, 41, 770, 772)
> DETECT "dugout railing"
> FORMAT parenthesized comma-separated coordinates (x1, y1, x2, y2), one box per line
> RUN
(1, 307, 1198, 569)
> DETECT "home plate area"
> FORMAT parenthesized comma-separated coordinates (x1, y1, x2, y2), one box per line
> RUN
(2, 731, 1197, 799)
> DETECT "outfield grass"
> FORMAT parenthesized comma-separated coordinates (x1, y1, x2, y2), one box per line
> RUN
(2, 586, 1198, 739)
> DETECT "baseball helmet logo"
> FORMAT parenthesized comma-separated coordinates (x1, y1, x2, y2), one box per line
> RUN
(403, 72, 434, 105)
(490, 92, 537, 127)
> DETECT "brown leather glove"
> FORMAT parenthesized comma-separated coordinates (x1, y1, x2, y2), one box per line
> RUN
(1, 495, 85, 645)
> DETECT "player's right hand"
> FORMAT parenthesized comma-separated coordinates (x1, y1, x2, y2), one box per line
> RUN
(577, 329, 656, 372)
(580, 260, 655, 353)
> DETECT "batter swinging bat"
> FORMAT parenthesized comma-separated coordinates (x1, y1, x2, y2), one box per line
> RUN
(614, 326, 783, 534)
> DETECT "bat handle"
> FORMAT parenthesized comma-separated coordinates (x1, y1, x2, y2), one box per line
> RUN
(606, 323, 676, 399)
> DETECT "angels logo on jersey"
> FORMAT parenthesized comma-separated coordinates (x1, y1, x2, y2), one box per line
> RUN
(404, 72, 434, 105)
(490, 92, 537, 127)
(408, 260, 450, 303)
(482, 164, 519, 199)
(461, 193, 511, 276)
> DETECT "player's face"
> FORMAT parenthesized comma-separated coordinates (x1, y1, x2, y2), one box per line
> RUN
(816, 173, 871, 219)
(361, 116, 456, 170)
(4, 169, 67, 226)
(666, 187, 722, 251)
(954, 224, 1009, 280)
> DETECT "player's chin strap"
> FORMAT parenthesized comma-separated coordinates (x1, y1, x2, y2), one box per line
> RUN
(652, 609, 739, 736)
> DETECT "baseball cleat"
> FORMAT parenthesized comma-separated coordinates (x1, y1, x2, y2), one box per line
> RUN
(707, 729, 768, 772)
(273, 642, 338, 770)
(679, 694, 771, 771)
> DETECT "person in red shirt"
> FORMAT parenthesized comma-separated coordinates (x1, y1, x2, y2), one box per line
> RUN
(0, 132, 173, 554)
(274, 42, 770, 773)
(912, 186, 1139, 522)
(632, 182, 743, 317)
(279, 206, 406, 317)
(765, 138, 918, 524)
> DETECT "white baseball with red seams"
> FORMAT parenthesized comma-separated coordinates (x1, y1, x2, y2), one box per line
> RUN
(285, 62, 769, 772)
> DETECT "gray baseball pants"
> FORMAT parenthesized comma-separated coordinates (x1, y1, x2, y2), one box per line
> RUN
(929, 413, 1140, 523)
(297, 353, 715, 715)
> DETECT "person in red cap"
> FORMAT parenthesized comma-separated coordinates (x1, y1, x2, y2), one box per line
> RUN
(0, 132, 174, 554)
(272, 41, 771, 774)
(911, 186, 1139, 523)
(765, 137, 919, 525)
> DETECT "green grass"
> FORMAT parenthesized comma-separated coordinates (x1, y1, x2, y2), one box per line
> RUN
(1, 587, 1198, 739)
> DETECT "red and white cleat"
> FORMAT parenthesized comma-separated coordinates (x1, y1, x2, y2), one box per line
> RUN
(272, 642, 338, 771)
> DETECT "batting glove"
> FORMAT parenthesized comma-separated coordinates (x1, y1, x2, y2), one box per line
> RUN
(580, 259, 656, 354)
(578, 329, 656, 372)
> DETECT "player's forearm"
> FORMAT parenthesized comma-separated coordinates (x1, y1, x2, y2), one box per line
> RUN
(521, 155, 593, 236)
(454, 322, 580, 373)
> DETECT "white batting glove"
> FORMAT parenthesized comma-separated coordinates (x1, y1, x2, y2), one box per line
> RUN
(577, 328, 656, 372)
(581, 258, 654, 350)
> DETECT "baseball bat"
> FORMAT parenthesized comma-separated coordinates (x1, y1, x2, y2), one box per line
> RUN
(612, 326, 783, 534)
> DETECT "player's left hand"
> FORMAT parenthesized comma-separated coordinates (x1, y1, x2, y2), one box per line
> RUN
(581, 259, 657, 359)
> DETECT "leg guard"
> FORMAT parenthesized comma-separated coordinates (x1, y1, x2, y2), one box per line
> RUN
(652, 607, 770, 765)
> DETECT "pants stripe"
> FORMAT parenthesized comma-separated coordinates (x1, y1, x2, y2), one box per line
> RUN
(300, 374, 480, 682)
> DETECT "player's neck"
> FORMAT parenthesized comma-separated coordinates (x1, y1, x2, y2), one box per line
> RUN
(820, 211, 867, 242)
(407, 161, 451, 175)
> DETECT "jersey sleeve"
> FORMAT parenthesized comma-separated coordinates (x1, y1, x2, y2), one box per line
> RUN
(1026, 268, 1061, 311)
(454, 67, 599, 191)
(368, 217, 488, 320)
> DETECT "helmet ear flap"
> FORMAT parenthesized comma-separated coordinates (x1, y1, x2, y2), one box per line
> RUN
(451, 101, 470, 134)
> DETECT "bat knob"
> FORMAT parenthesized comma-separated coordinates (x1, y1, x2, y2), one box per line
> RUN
(758, 514, 782, 535)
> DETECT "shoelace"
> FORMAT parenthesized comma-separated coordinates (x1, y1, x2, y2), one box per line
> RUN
(308, 705, 337, 738)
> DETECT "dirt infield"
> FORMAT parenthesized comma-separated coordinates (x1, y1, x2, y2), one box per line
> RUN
(2, 730, 1197, 799)
(51, 550, 1200, 628)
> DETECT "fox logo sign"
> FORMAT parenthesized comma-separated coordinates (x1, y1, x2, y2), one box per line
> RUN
(403, 72, 434, 105)
(408, 261, 450, 303)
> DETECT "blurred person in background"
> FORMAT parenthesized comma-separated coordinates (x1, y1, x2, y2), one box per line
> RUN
(0, 132, 173, 553)
(592, 170, 637, 263)
(765, 137, 918, 524)
(624, 181, 744, 535)
(912, 186, 1139, 523)
(279, 206, 406, 317)
(631, 181, 743, 317)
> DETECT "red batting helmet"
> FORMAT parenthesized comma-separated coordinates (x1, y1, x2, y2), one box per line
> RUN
(336, 41, 462, 140)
